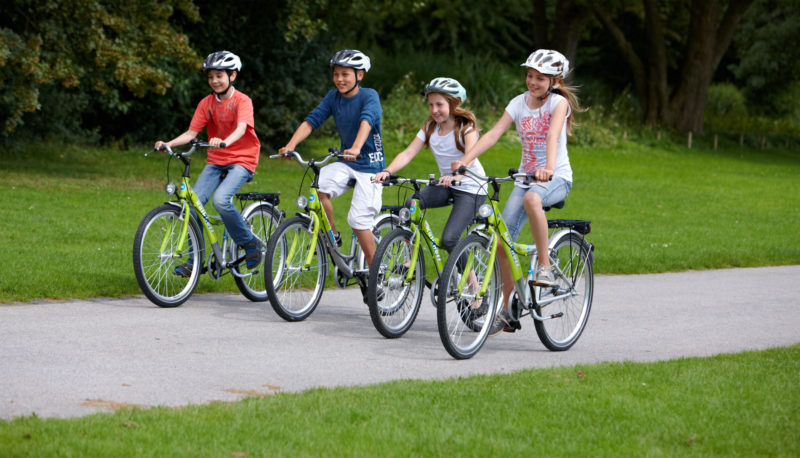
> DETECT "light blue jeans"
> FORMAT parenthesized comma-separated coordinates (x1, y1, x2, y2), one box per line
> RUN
(193, 163, 255, 245)
(502, 177, 572, 241)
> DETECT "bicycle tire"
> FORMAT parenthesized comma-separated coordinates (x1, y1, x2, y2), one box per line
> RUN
(133, 204, 203, 308)
(436, 233, 501, 359)
(232, 204, 282, 302)
(533, 232, 593, 351)
(265, 216, 327, 321)
(367, 227, 425, 338)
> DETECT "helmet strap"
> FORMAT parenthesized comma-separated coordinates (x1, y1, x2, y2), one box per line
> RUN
(537, 79, 558, 101)
(214, 74, 235, 98)
(341, 68, 361, 96)
(537, 86, 551, 101)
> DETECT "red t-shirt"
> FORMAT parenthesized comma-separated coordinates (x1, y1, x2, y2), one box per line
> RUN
(189, 89, 261, 172)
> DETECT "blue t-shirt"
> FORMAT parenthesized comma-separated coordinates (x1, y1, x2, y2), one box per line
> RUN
(304, 87, 385, 173)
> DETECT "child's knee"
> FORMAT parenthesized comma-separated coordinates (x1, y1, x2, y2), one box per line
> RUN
(212, 194, 233, 212)
(523, 191, 542, 207)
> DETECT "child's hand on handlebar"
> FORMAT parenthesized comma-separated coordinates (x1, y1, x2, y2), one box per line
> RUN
(450, 159, 467, 172)
(276, 146, 295, 159)
(439, 174, 462, 187)
(208, 137, 225, 148)
(534, 168, 554, 182)
(374, 170, 390, 183)
(342, 148, 360, 161)
(154, 141, 168, 151)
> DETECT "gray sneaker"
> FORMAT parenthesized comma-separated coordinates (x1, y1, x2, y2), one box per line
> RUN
(533, 265, 555, 287)
(489, 310, 510, 335)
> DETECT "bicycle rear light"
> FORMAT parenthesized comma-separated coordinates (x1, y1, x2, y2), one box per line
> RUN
(295, 195, 308, 209)
(399, 207, 411, 223)
(478, 204, 493, 218)
(165, 182, 177, 195)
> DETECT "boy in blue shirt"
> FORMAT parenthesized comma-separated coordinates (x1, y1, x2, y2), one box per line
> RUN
(279, 49, 385, 270)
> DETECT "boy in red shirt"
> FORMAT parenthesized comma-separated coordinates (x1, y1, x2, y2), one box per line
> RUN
(155, 51, 262, 276)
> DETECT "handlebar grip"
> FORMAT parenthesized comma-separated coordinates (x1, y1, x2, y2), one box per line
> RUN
(452, 180, 461, 187)
(457, 166, 468, 175)
(508, 168, 518, 176)
(219, 142, 227, 148)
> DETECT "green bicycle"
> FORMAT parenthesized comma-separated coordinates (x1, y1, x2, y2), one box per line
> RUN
(264, 148, 400, 322)
(133, 139, 283, 308)
(366, 174, 466, 338)
(437, 168, 594, 359)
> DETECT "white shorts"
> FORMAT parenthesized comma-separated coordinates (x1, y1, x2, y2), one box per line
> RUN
(318, 161, 382, 230)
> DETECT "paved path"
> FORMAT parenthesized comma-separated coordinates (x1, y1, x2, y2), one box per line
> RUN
(1, 266, 798, 420)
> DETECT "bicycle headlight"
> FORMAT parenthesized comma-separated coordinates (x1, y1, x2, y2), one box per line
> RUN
(398, 207, 411, 223)
(165, 182, 177, 195)
(478, 203, 493, 218)
(296, 195, 308, 209)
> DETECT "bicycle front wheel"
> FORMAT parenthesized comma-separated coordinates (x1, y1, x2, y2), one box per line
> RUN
(265, 216, 327, 321)
(367, 227, 425, 338)
(533, 232, 594, 351)
(233, 204, 282, 302)
(133, 204, 203, 308)
(436, 233, 501, 359)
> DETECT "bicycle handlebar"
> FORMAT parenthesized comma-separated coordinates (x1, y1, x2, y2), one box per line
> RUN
(268, 147, 341, 167)
(150, 138, 226, 157)
(456, 166, 550, 184)
(372, 174, 461, 187)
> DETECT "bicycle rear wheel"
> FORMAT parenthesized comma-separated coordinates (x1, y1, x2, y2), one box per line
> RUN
(436, 233, 501, 359)
(367, 227, 425, 338)
(533, 232, 593, 351)
(232, 204, 282, 301)
(265, 216, 327, 321)
(133, 204, 203, 307)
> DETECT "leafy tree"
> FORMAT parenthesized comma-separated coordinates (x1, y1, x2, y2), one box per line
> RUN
(592, 0, 755, 133)
(728, 0, 800, 112)
(0, 0, 200, 136)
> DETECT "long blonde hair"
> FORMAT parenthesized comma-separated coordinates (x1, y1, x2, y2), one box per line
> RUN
(551, 77, 584, 135)
(421, 93, 478, 153)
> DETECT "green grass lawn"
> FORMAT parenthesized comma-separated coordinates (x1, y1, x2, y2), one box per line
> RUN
(1, 138, 798, 303)
(1, 346, 797, 456)
(1, 139, 798, 455)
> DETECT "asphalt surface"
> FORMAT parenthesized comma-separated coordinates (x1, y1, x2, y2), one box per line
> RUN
(1, 265, 798, 420)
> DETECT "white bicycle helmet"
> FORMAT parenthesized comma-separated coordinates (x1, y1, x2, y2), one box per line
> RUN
(330, 49, 371, 72)
(423, 77, 467, 103)
(202, 51, 242, 73)
(521, 49, 569, 78)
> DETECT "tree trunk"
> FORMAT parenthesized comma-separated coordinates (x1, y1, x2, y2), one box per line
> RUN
(593, 0, 755, 133)
(532, 0, 590, 75)
(666, 0, 754, 133)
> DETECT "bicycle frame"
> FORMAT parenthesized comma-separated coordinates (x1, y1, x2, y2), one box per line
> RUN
(161, 143, 256, 279)
(385, 177, 447, 284)
(462, 172, 587, 322)
(275, 149, 371, 281)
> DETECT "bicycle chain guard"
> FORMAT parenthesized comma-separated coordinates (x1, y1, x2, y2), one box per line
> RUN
(429, 277, 439, 308)
(207, 253, 223, 280)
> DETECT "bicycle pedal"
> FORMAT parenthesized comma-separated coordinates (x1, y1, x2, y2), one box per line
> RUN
(503, 319, 522, 333)
(528, 279, 556, 288)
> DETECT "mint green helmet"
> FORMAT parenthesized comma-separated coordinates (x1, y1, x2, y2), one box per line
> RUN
(424, 77, 467, 103)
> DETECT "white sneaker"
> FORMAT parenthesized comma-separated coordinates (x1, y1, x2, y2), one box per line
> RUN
(533, 265, 555, 286)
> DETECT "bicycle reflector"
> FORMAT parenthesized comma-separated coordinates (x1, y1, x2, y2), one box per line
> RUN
(165, 182, 177, 195)
(478, 204, 493, 218)
(296, 195, 308, 209)
(399, 207, 411, 223)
